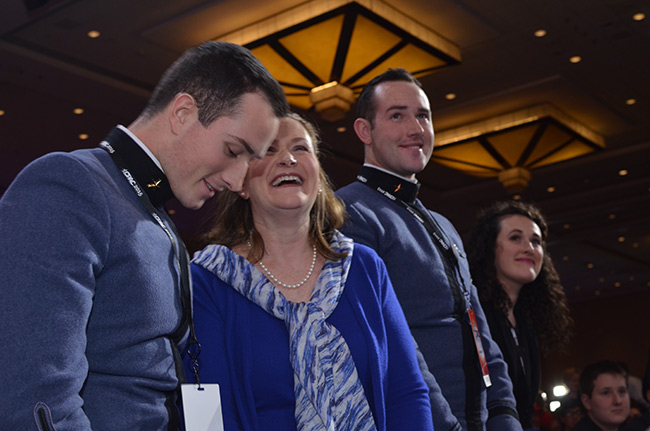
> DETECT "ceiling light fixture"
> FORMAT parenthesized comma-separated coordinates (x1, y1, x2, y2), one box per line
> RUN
(87, 30, 101, 38)
(625, 98, 637, 105)
(431, 104, 605, 194)
(534, 29, 547, 37)
(445, 93, 457, 100)
(633, 12, 646, 21)
(569, 55, 582, 64)
(217, 0, 461, 121)
(73, 108, 84, 115)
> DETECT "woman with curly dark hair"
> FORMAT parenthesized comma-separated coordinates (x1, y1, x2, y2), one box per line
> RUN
(467, 201, 573, 430)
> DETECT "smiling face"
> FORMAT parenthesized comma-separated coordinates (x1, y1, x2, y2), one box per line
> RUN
(494, 214, 544, 291)
(582, 373, 630, 431)
(245, 116, 321, 220)
(163, 91, 280, 210)
(355, 80, 434, 180)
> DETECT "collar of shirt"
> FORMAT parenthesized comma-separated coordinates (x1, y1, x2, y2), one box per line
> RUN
(359, 164, 420, 204)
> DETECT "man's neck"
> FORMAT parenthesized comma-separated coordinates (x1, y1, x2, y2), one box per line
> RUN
(587, 413, 620, 431)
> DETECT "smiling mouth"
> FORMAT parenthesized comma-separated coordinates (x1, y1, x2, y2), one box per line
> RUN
(400, 143, 424, 151)
(272, 175, 302, 187)
(204, 180, 215, 192)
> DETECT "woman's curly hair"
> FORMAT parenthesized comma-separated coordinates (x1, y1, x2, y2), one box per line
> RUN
(467, 201, 573, 353)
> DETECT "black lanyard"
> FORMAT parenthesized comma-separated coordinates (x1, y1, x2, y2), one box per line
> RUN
(355, 168, 470, 310)
(355, 166, 493, 387)
(100, 136, 201, 385)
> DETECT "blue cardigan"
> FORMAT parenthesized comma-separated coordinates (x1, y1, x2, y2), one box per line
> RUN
(185, 242, 433, 431)
(0, 146, 183, 430)
(337, 178, 521, 431)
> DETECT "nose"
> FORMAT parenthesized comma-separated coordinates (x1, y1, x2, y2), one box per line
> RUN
(613, 392, 625, 404)
(407, 116, 425, 136)
(521, 239, 537, 254)
(279, 150, 297, 166)
(221, 161, 248, 193)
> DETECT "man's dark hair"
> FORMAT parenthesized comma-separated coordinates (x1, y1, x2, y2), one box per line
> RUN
(579, 360, 629, 398)
(356, 68, 423, 126)
(141, 41, 288, 125)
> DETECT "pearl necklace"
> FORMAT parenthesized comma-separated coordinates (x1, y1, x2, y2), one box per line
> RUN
(248, 241, 317, 289)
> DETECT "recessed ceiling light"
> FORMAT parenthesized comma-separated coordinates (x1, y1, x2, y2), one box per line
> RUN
(0, 109, 5, 116)
(73, 108, 84, 115)
(587, 263, 594, 269)
(618, 169, 628, 176)
(608, 214, 616, 220)
(569, 56, 582, 64)
(563, 224, 570, 229)
(336, 126, 346, 133)
(562, 256, 569, 261)
(618, 236, 625, 242)
(626, 98, 637, 105)
(547, 186, 555, 193)
(614, 281, 621, 287)
(87, 30, 101, 38)
(594, 290, 601, 296)
(513, 194, 522, 200)
(633, 242, 640, 248)
(78, 133, 89, 140)
(534, 29, 547, 37)
(633, 12, 646, 21)
(445, 93, 456, 100)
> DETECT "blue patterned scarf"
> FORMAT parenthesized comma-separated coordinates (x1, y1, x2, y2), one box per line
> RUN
(193, 231, 377, 431)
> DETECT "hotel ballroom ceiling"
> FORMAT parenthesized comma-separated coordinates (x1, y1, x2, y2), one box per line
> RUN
(1, 0, 649, 304)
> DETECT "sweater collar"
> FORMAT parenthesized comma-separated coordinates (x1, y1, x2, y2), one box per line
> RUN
(357, 165, 420, 204)
(103, 127, 174, 207)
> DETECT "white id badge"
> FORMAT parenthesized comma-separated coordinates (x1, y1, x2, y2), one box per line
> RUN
(181, 383, 224, 431)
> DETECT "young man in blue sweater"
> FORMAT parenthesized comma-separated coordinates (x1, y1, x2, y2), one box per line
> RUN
(337, 68, 522, 431)
(0, 41, 288, 430)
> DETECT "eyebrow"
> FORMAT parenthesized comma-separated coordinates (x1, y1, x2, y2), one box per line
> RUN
(386, 105, 431, 115)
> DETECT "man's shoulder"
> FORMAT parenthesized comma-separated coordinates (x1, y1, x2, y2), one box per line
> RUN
(24, 148, 110, 177)
(336, 181, 365, 199)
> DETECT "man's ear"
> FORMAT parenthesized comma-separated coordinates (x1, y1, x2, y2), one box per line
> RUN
(581, 393, 592, 411)
(169, 93, 197, 135)
(353, 118, 373, 146)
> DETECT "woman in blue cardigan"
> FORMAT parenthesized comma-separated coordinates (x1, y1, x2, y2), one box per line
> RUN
(185, 113, 433, 431)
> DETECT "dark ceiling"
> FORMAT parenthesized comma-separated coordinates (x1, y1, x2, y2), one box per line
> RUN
(1, 0, 649, 305)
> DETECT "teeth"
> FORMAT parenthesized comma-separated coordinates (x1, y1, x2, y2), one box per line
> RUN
(272, 175, 302, 186)
(205, 181, 214, 192)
